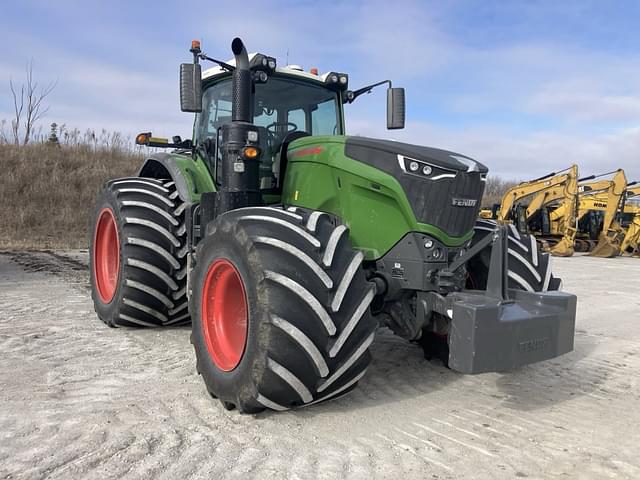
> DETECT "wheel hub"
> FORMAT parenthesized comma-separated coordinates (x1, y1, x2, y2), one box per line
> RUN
(201, 259, 248, 371)
(93, 208, 120, 303)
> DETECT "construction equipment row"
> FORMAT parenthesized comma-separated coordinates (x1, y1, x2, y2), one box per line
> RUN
(481, 166, 639, 257)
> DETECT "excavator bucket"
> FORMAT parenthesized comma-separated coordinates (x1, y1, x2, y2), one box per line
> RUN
(589, 233, 621, 258)
(548, 238, 575, 257)
(620, 216, 640, 256)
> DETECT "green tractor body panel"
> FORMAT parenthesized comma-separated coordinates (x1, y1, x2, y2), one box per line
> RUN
(140, 151, 216, 203)
(190, 153, 218, 197)
(282, 136, 478, 260)
(146, 135, 484, 262)
(171, 152, 217, 201)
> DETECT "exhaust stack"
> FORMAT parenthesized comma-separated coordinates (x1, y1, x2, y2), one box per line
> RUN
(203, 36, 262, 223)
(231, 37, 251, 123)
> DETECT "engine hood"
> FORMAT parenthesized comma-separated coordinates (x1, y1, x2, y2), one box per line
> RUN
(344, 137, 488, 176)
(344, 136, 487, 238)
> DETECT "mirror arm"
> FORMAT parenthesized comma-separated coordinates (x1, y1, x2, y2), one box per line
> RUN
(146, 140, 180, 148)
(198, 53, 235, 72)
(346, 80, 392, 103)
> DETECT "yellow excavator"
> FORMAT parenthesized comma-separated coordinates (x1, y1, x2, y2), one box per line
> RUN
(548, 170, 629, 257)
(522, 165, 587, 256)
(584, 170, 629, 258)
(619, 185, 640, 256)
(483, 165, 581, 256)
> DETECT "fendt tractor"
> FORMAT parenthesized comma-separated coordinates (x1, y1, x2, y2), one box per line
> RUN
(89, 38, 576, 413)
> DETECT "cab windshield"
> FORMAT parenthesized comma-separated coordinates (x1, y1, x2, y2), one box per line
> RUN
(197, 76, 342, 188)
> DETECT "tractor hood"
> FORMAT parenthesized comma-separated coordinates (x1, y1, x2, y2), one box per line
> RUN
(344, 136, 488, 238)
(344, 137, 488, 177)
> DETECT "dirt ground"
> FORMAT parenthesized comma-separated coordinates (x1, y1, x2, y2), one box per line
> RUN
(1, 250, 639, 479)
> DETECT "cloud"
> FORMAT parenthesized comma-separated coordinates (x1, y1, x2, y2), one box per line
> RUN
(0, 0, 638, 182)
(0, 30, 190, 140)
(443, 44, 640, 126)
(526, 85, 640, 123)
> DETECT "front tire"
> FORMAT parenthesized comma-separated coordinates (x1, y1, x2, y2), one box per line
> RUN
(420, 218, 563, 363)
(191, 206, 377, 413)
(467, 218, 562, 292)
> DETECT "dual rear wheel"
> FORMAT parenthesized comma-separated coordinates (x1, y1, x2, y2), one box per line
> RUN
(89, 177, 189, 327)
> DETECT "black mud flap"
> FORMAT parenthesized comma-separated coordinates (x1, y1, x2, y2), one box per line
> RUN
(447, 289, 576, 374)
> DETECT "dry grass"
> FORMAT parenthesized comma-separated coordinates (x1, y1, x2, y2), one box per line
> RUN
(0, 141, 141, 249)
(0, 123, 519, 249)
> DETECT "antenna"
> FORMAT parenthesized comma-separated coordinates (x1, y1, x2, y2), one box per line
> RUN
(286, 48, 289, 66)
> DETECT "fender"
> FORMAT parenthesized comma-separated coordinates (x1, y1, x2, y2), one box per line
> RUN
(138, 152, 216, 204)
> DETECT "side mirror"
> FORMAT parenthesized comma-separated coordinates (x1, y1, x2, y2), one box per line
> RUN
(387, 87, 405, 130)
(180, 63, 202, 113)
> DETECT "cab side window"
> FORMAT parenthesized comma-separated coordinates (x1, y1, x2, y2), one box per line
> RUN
(311, 99, 338, 135)
(196, 79, 232, 143)
(287, 108, 306, 132)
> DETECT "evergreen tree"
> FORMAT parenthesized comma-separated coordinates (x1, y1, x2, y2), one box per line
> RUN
(47, 122, 59, 145)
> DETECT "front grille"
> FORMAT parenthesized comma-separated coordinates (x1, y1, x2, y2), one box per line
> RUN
(343, 136, 488, 239)
(404, 172, 485, 238)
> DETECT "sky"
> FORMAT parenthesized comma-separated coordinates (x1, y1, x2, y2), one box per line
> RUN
(1, 0, 639, 180)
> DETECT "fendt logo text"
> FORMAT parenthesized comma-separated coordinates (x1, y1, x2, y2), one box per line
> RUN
(451, 198, 478, 207)
(518, 337, 550, 353)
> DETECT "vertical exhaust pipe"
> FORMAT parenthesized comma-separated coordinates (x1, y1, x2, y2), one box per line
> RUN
(208, 36, 261, 220)
(231, 37, 251, 123)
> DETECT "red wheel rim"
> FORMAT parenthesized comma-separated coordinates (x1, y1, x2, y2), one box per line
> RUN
(201, 259, 248, 371)
(93, 208, 120, 303)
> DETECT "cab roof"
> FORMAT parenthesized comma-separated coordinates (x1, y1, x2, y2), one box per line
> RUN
(202, 53, 332, 83)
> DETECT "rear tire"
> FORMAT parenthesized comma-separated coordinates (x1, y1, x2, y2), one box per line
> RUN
(190, 206, 377, 413)
(89, 177, 189, 327)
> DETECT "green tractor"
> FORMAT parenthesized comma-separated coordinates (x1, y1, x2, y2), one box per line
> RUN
(90, 38, 576, 413)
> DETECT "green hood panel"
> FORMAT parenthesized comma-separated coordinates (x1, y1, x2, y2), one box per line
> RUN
(283, 136, 473, 260)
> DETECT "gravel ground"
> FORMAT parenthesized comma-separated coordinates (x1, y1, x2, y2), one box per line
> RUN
(1, 250, 639, 479)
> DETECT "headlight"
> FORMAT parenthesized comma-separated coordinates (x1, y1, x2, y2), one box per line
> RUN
(409, 161, 419, 172)
(325, 72, 349, 90)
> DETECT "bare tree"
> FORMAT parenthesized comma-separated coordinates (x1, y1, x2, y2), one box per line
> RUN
(9, 60, 57, 145)
(9, 79, 23, 145)
(482, 176, 520, 207)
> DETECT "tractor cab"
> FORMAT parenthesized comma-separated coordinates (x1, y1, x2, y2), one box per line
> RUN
(196, 62, 346, 191)
(177, 40, 405, 208)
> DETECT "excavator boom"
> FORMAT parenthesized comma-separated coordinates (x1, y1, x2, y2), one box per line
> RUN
(545, 169, 628, 257)
(588, 169, 628, 257)
(499, 166, 579, 257)
(618, 185, 640, 255)
(496, 166, 578, 224)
